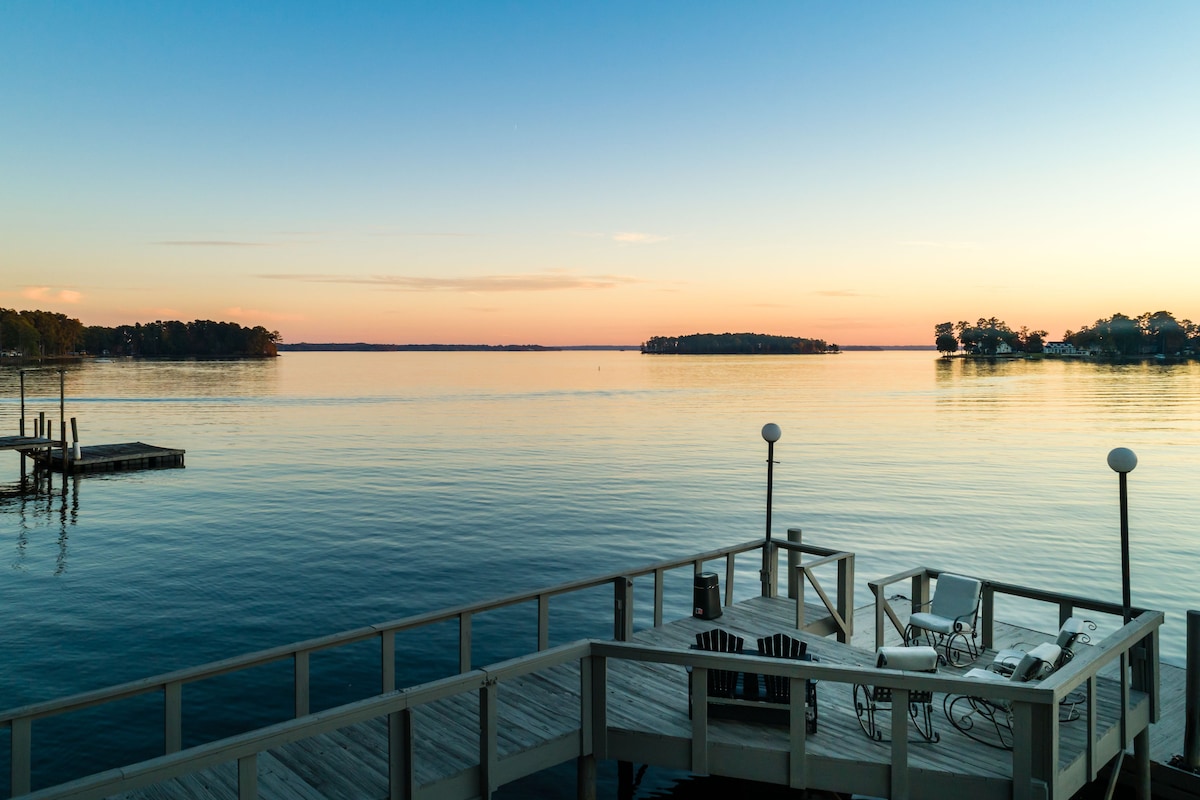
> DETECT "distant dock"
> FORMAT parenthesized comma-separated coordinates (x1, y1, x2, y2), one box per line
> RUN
(5, 368, 184, 477)
(32, 442, 186, 473)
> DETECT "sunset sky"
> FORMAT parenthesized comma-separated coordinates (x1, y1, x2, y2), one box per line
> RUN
(3, 2, 1198, 346)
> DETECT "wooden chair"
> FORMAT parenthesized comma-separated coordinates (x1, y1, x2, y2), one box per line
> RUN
(694, 628, 747, 698)
(904, 573, 983, 666)
(854, 645, 940, 743)
(757, 633, 817, 733)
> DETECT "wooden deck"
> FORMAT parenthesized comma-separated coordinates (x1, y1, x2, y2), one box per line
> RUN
(94, 598, 1155, 800)
(0, 435, 61, 452)
(30, 443, 185, 473)
(3, 538, 1178, 800)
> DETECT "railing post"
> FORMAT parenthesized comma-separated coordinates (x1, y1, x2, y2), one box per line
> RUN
(874, 582, 885, 650)
(1059, 600, 1075, 629)
(480, 679, 498, 799)
(388, 707, 414, 800)
(459, 612, 472, 673)
(381, 629, 396, 692)
(761, 541, 777, 598)
(912, 573, 930, 614)
(164, 681, 182, 753)
(613, 577, 633, 641)
(538, 593, 550, 651)
(787, 528, 802, 599)
(1185, 611, 1200, 770)
(690, 666, 709, 775)
(889, 688, 910, 800)
(795, 567, 806, 630)
(294, 650, 310, 717)
(238, 753, 258, 799)
(837, 552, 854, 644)
(788, 675, 807, 789)
(11, 716, 31, 797)
(589, 654, 608, 760)
(653, 569, 665, 628)
(981, 583, 995, 650)
(724, 553, 735, 607)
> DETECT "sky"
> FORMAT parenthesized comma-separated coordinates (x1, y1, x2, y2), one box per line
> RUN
(2, 2, 1199, 346)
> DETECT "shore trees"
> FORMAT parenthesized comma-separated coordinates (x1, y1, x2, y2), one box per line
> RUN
(935, 319, 1047, 356)
(0, 308, 279, 357)
(938, 310, 1199, 358)
(1064, 311, 1197, 356)
(0, 308, 84, 357)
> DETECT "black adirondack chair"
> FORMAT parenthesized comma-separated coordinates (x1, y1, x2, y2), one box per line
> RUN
(757, 633, 818, 734)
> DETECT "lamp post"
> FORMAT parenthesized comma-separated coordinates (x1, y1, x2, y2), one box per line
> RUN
(761, 423, 781, 596)
(1107, 447, 1138, 625)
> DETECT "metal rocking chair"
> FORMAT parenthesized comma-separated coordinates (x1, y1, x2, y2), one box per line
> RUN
(854, 645, 940, 743)
(904, 573, 983, 667)
(942, 642, 1061, 750)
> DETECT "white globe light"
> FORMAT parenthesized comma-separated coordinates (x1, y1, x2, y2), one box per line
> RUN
(761, 423, 782, 443)
(1107, 447, 1138, 474)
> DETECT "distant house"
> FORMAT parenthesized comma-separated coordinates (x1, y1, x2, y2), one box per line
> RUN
(1045, 341, 1078, 355)
(995, 341, 1013, 355)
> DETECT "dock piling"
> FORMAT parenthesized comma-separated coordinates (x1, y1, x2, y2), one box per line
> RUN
(1185, 610, 1200, 771)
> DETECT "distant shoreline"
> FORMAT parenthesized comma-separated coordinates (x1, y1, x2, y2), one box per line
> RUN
(276, 343, 934, 352)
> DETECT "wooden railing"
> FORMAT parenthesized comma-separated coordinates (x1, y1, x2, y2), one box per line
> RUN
(1, 539, 764, 797)
(869, 567, 1160, 797)
(868, 566, 1140, 651)
(12, 614, 1161, 800)
(775, 528, 854, 642)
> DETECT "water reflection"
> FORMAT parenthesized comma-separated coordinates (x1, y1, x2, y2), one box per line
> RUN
(2, 474, 79, 575)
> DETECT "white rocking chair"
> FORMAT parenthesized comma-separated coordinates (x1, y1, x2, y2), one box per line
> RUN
(904, 573, 983, 666)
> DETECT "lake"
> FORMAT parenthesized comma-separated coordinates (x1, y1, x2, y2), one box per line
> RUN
(2, 350, 1197, 795)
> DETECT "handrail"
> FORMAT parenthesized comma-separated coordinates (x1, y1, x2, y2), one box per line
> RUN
(8, 616, 1161, 800)
(1, 539, 762, 725)
(869, 566, 1148, 650)
(791, 550, 855, 642)
(18, 641, 592, 800)
(3, 539, 765, 796)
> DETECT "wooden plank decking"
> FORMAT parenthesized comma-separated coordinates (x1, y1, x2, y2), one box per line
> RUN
(101, 596, 1161, 800)
(31, 443, 185, 473)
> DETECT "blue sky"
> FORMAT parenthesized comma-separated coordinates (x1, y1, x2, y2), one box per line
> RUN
(3, 2, 1198, 344)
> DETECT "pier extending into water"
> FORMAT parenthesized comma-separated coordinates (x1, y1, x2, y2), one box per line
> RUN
(0, 531, 1184, 800)
(3, 369, 184, 478)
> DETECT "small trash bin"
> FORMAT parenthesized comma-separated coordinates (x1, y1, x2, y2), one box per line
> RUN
(693, 572, 722, 620)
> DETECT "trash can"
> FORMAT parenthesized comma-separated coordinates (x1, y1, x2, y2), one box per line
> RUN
(693, 572, 722, 620)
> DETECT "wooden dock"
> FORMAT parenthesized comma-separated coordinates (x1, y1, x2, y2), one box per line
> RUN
(0, 536, 1186, 800)
(29, 443, 185, 474)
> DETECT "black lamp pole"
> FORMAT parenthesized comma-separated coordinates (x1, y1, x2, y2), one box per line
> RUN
(761, 423, 781, 596)
(1107, 447, 1138, 625)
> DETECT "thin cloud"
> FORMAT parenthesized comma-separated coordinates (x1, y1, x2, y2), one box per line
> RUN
(259, 272, 640, 292)
(612, 231, 669, 244)
(226, 307, 306, 322)
(154, 240, 269, 247)
(22, 287, 83, 303)
(571, 231, 671, 244)
(813, 290, 866, 298)
(898, 240, 984, 250)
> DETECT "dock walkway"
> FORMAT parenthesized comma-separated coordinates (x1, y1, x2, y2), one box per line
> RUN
(2, 537, 1175, 800)
(97, 600, 1150, 800)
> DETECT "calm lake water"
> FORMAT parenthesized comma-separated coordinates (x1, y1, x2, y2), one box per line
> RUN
(2, 351, 1198, 795)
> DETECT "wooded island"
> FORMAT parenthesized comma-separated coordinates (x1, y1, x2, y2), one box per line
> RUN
(641, 333, 835, 355)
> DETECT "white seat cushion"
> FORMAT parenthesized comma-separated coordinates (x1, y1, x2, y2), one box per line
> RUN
(878, 646, 939, 671)
(909, 611, 974, 635)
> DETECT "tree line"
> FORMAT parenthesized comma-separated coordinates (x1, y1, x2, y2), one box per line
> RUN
(935, 311, 1200, 357)
(642, 332, 834, 355)
(1, 308, 280, 358)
